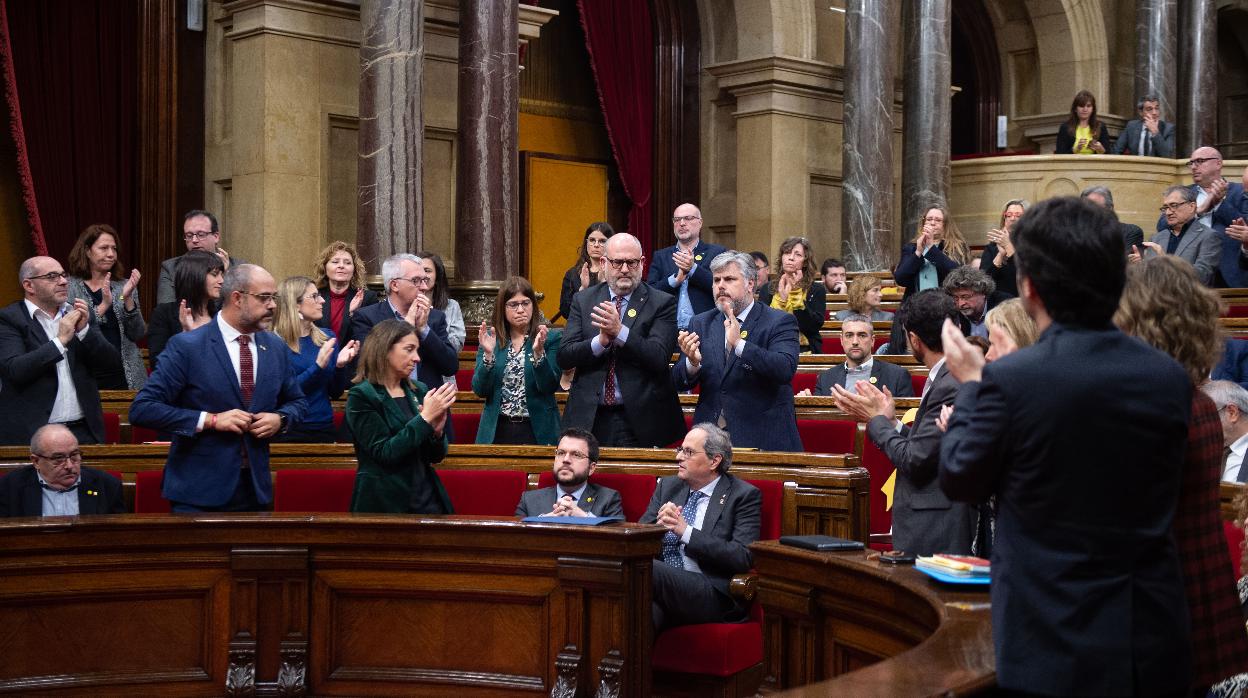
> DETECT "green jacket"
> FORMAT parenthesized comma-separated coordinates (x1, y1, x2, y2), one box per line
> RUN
(346, 379, 452, 514)
(471, 329, 562, 445)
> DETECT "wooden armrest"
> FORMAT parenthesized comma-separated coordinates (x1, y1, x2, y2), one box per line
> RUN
(729, 572, 758, 601)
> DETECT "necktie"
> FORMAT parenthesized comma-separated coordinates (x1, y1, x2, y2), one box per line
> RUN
(603, 296, 625, 405)
(660, 491, 705, 569)
(238, 334, 254, 407)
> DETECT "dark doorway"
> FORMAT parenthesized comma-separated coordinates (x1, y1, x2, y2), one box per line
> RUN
(951, 0, 1002, 156)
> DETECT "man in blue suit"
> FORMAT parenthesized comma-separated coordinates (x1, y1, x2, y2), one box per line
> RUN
(673, 251, 801, 452)
(1156, 147, 1246, 287)
(647, 203, 727, 329)
(131, 264, 307, 512)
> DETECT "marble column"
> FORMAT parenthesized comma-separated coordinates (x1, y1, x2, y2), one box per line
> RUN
(1134, 0, 1177, 127)
(357, 0, 424, 271)
(453, 0, 519, 324)
(841, 0, 900, 271)
(1178, 0, 1217, 154)
(901, 0, 951, 243)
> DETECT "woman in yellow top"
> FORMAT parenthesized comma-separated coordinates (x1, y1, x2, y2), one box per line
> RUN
(1055, 90, 1109, 155)
(756, 236, 825, 353)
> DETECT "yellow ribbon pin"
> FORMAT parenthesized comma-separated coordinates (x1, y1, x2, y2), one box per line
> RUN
(695, 254, 703, 261)
(740, 330, 748, 339)
(869, 376, 878, 384)
(627, 308, 637, 318)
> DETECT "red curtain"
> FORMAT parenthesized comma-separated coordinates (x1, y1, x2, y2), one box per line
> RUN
(577, 0, 655, 253)
(0, 0, 137, 261)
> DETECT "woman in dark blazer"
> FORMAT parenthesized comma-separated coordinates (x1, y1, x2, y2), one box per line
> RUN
(472, 276, 562, 444)
(557, 222, 613, 322)
(1054, 90, 1109, 155)
(893, 204, 970, 301)
(314, 241, 378, 346)
(147, 250, 222, 370)
(346, 319, 457, 514)
(756, 236, 826, 353)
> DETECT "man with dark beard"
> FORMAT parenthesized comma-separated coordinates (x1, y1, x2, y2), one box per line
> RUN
(515, 427, 623, 518)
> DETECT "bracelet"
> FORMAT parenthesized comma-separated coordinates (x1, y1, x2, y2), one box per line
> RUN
(209, 413, 217, 430)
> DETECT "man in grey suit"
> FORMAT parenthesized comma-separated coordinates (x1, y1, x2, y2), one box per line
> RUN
(798, 315, 914, 398)
(1134, 185, 1220, 285)
(1110, 95, 1174, 157)
(156, 210, 245, 304)
(515, 428, 624, 518)
(641, 422, 760, 633)
(831, 290, 973, 556)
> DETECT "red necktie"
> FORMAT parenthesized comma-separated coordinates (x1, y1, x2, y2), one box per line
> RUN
(238, 334, 254, 408)
(603, 296, 625, 405)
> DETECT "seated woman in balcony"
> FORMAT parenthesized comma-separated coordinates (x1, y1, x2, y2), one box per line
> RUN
(978, 199, 1029, 298)
(1055, 90, 1109, 155)
(834, 275, 895, 322)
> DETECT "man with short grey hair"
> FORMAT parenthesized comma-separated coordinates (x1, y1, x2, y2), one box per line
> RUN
(1111, 95, 1174, 157)
(641, 422, 761, 632)
(1201, 380, 1248, 482)
(1136, 185, 1220, 285)
(1081, 185, 1144, 254)
(673, 251, 801, 450)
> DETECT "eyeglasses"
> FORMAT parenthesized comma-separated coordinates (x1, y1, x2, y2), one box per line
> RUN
(1159, 202, 1196, 213)
(923, 217, 945, 223)
(586, 237, 608, 246)
(505, 299, 532, 310)
(241, 291, 279, 304)
(674, 447, 706, 458)
(554, 449, 589, 460)
(400, 276, 433, 287)
(302, 293, 323, 302)
(606, 258, 643, 270)
(672, 215, 700, 224)
(183, 231, 217, 240)
(33, 450, 82, 466)
(950, 292, 981, 302)
(27, 271, 68, 282)
(1186, 157, 1218, 168)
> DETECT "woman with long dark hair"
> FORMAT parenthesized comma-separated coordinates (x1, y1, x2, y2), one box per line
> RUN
(757, 236, 825, 353)
(146, 250, 223, 369)
(558, 222, 614, 322)
(65, 223, 146, 389)
(1055, 90, 1109, 155)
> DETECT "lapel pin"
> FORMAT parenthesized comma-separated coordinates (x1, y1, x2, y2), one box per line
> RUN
(86, 490, 97, 496)
(627, 308, 637, 318)
(585, 496, 593, 504)
(869, 376, 878, 384)
(719, 494, 726, 505)
(740, 330, 748, 339)
(258, 344, 267, 351)
(695, 254, 703, 261)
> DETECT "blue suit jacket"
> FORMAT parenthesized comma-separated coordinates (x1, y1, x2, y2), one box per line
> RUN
(1212, 337, 1248, 391)
(1156, 182, 1246, 287)
(646, 240, 727, 318)
(672, 303, 802, 451)
(130, 320, 307, 507)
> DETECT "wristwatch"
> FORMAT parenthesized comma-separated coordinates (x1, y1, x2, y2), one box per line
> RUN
(278, 414, 290, 434)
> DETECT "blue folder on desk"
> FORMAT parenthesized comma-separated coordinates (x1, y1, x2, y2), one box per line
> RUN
(521, 516, 621, 525)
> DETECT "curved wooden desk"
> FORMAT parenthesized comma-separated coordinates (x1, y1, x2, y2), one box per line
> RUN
(0, 514, 663, 696)
(751, 540, 995, 695)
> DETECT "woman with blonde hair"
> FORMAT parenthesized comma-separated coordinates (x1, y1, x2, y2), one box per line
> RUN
(980, 199, 1029, 298)
(834, 275, 894, 322)
(1114, 256, 1246, 692)
(894, 204, 969, 300)
(983, 298, 1037, 362)
(757, 236, 826, 353)
(314, 241, 378, 346)
(273, 276, 360, 442)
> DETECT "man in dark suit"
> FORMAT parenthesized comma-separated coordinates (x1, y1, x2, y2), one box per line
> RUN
(0, 424, 124, 517)
(1081, 185, 1143, 255)
(131, 264, 307, 512)
(350, 253, 459, 439)
(157, 210, 245, 304)
(1156, 147, 1247, 287)
(673, 251, 801, 451)
(1110, 95, 1175, 157)
(558, 233, 684, 448)
(942, 266, 1011, 339)
(939, 197, 1193, 695)
(515, 427, 623, 518)
(641, 422, 760, 633)
(0, 256, 122, 446)
(647, 203, 727, 329)
(801, 315, 913, 398)
(832, 290, 972, 556)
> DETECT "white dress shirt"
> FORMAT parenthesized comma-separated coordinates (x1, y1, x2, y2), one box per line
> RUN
(1225, 432, 1248, 483)
(684, 301, 755, 375)
(677, 476, 721, 573)
(197, 314, 259, 430)
(24, 299, 87, 424)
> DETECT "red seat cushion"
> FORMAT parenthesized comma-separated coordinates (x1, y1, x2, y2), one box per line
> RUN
(796, 419, 855, 455)
(134, 470, 171, 513)
(536, 471, 657, 522)
(102, 413, 120, 444)
(451, 413, 482, 443)
(1227, 305, 1248, 318)
(652, 620, 762, 676)
(436, 469, 528, 515)
(861, 441, 894, 536)
(791, 372, 818, 394)
(274, 469, 355, 513)
(455, 368, 474, 389)
(743, 478, 784, 541)
(911, 373, 926, 395)
(130, 426, 161, 444)
(1226, 521, 1245, 579)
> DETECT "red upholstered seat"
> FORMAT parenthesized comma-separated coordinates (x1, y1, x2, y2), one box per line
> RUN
(743, 478, 783, 540)
(103, 412, 120, 444)
(911, 373, 927, 395)
(1226, 520, 1245, 579)
(332, 411, 346, 433)
(861, 440, 894, 541)
(436, 469, 527, 515)
(134, 470, 171, 513)
(274, 469, 355, 513)
(536, 471, 657, 522)
(1228, 305, 1248, 318)
(455, 368, 474, 389)
(129, 426, 160, 444)
(791, 372, 818, 394)
(652, 613, 763, 677)
(796, 419, 855, 455)
(451, 413, 481, 443)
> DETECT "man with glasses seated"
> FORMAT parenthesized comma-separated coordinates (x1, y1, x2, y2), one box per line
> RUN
(131, 264, 307, 512)
(156, 210, 246, 304)
(647, 203, 727, 330)
(348, 253, 460, 441)
(1154, 147, 1247, 287)
(0, 256, 121, 445)
(0, 424, 124, 516)
(942, 266, 1010, 339)
(559, 233, 685, 448)
(1133, 185, 1220, 285)
(515, 427, 623, 518)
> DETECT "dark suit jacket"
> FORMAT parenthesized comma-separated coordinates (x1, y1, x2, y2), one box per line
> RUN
(672, 303, 802, 451)
(979, 242, 1018, 297)
(939, 323, 1192, 694)
(0, 301, 122, 445)
(515, 482, 623, 518)
(0, 465, 124, 517)
(1157, 182, 1247, 287)
(157, 253, 245, 305)
(129, 319, 308, 507)
(646, 240, 728, 319)
(147, 301, 220, 370)
(640, 473, 761, 594)
(813, 359, 915, 398)
(1110, 118, 1175, 157)
(756, 281, 827, 352)
(1149, 219, 1220, 285)
(866, 363, 972, 555)
(1054, 121, 1109, 154)
(315, 285, 378, 346)
(346, 379, 452, 514)
(894, 242, 961, 300)
(1212, 337, 1248, 391)
(557, 282, 684, 448)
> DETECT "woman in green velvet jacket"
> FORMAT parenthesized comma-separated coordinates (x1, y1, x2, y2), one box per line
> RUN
(472, 276, 563, 445)
(346, 319, 458, 514)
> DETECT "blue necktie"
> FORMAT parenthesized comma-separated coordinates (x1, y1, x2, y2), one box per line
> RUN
(661, 491, 705, 569)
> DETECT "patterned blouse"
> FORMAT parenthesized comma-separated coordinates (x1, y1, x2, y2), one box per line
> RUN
(499, 347, 529, 418)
